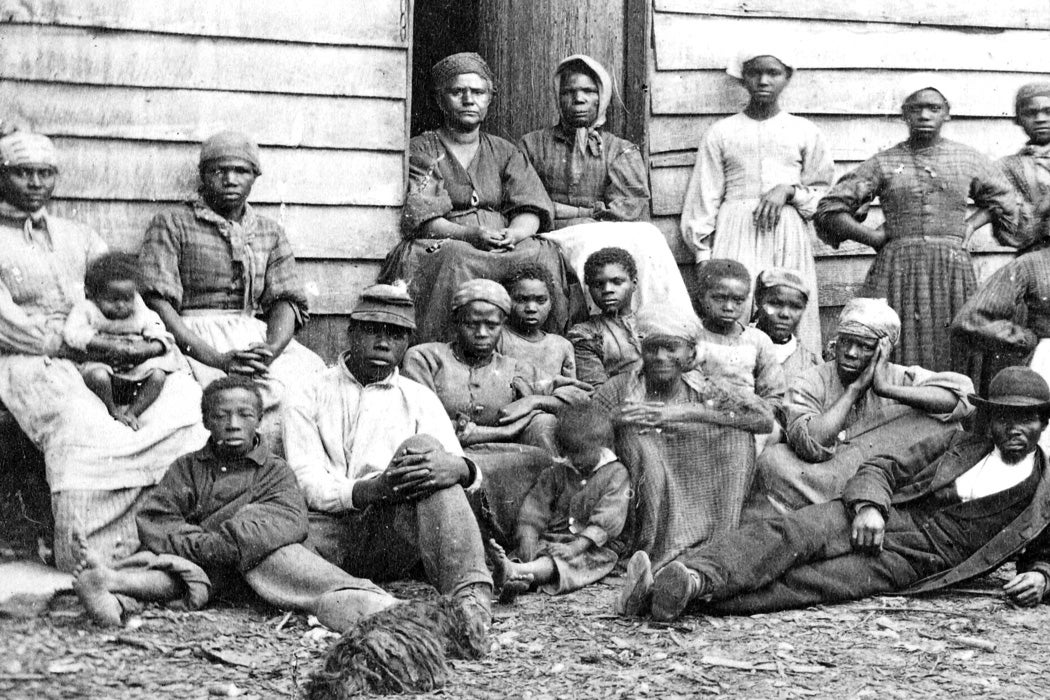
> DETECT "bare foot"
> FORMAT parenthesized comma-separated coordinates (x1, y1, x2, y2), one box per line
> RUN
(71, 529, 123, 627)
(487, 539, 532, 603)
(111, 407, 140, 431)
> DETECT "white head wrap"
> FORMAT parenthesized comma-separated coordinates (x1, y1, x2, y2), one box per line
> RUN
(726, 44, 795, 80)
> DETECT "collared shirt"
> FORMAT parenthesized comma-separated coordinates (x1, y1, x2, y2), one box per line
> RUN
(567, 312, 642, 388)
(954, 447, 1036, 502)
(282, 358, 475, 513)
(139, 199, 308, 323)
(135, 439, 308, 572)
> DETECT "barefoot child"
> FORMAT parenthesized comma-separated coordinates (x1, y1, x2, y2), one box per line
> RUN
(498, 262, 578, 379)
(751, 268, 820, 383)
(73, 376, 399, 630)
(63, 252, 178, 429)
(567, 247, 645, 388)
(489, 405, 629, 599)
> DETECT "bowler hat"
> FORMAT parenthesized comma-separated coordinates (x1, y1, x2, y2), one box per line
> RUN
(969, 366, 1050, 413)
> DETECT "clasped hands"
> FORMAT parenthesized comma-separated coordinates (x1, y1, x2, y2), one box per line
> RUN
(219, 342, 276, 377)
(473, 226, 531, 252)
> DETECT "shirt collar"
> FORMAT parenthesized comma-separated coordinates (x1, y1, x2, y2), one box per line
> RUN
(199, 435, 269, 467)
(192, 195, 256, 229)
(338, 352, 401, 389)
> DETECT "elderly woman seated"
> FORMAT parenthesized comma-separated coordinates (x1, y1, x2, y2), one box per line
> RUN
(592, 306, 775, 568)
(754, 298, 974, 513)
(402, 279, 583, 539)
(0, 129, 206, 571)
(521, 54, 693, 318)
(381, 52, 583, 343)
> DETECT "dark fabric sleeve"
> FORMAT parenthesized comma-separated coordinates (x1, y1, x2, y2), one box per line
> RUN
(951, 258, 1037, 354)
(996, 156, 1046, 251)
(402, 149, 455, 234)
(136, 456, 240, 568)
(401, 346, 441, 393)
(840, 428, 959, 518)
(138, 210, 186, 309)
(501, 146, 555, 231)
(568, 321, 609, 388)
(970, 152, 1020, 247)
(600, 143, 650, 223)
(258, 225, 309, 327)
(579, 463, 631, 546)
(813, 156, 883, 249)
(219, 459, 309, 571)
(1016, 528, 1050, 589)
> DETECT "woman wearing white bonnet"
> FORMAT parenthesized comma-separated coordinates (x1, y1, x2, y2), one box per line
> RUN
(680, 41, 833, 357)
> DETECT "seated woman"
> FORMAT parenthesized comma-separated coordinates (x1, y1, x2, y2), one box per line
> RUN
(0, 129, 207, 571)
(139, 131, 325, 451)
(402, 279, 577, 539)
(520, 54, 693, 318)
(751, 268, 821, 384)
(756, 298, 974, 514)
(592, 306, 775, 568)
(381, 52, 583, 343)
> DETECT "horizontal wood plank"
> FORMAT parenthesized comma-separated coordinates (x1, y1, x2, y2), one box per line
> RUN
(654, 0, 1050, 31)
(296, 314, 352, 366)
(651, 69, 1040, 117)
(654, 14, 1050, 73)
(648, 114, 1026, 160)
(48, 138, 404, 206)
(0, 24, 407, 98)
(299, 260, 382, 315)
(48, 200, 401, 260)
(0, 0, 407, 47)
(1, 81, 405, 151)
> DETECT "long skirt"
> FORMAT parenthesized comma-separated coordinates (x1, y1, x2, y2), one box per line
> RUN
(181, 311, 326, 453)
(541, 221, 694, 318)
(860, 236, 974, 374)
(380, 237, 587, 343)
(0, 355, 207, 571)
(712, 198, 822, 356)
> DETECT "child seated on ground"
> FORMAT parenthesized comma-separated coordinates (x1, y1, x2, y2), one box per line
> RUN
(73, 376, 397, 631)
(62, 252, 179, 429)
(488, 405, 629, 600)
(751, 268, 821, 383)
(498, 262, 578, 379)
(567, 247, 643, 388)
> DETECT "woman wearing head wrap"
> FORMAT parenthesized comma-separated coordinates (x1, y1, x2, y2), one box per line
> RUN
(755, 297, 974, 514)
(680, 45, 834, 356)
(992, 82, 1050, 251)
(519, 54, 694, 318)
(591, 304, 776, 568)
(381, 52, 585, 343)
(751, 268, 820, 382)
(401, 279, 585, 539)
(0, 129, 207, 571)
(815, 80, 1018, 377)
(138, 130, 325, 451)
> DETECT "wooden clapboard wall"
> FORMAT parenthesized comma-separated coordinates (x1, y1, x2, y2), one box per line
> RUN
(647, 0, 1050, 342)
(0, 0, 411, 362)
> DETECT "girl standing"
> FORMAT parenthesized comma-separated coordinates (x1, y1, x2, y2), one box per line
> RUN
(680, 47, 833, 355)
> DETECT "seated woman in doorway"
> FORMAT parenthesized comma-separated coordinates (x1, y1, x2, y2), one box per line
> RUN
(381, 52, 584, 343)
(0, 128, 206, 572)
(402, 279, 581, 540)
(755, 298, 974, 514)
(592, 305, 775, 569)
(520, 54, 693, 319)
(138, 130, 325, 451)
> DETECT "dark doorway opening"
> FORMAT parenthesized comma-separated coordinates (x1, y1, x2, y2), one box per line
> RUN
(410, 0, 479, 137)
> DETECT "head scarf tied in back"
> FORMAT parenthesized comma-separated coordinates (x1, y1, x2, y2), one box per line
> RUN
(636, 304, 701, 342)
(836, 298, 901, 345)
(555, 54, 613, 157)
(431, 52, 495, 91)
(199, 130, 262, 174)
(451, 278, 511, 315)
(726, 44, 795, 80)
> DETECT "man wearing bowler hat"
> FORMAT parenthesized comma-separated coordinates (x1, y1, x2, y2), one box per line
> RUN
(620, 365, 1050, 621)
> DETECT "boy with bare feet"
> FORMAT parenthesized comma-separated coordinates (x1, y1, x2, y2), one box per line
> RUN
(74, 375, 397, 629)
(489, 406, 629, 600)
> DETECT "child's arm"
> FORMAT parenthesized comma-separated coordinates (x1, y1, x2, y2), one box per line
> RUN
(61, 300, 100, 352)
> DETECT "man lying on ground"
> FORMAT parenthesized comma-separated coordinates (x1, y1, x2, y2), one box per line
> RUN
(620, 365, 1050, 622)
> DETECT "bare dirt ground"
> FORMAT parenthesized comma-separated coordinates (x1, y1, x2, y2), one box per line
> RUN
(3, 492, 1050, 699)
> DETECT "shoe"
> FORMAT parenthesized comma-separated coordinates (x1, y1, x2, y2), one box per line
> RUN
(651, 562, 699, 622)
(616, 550, 654, 617)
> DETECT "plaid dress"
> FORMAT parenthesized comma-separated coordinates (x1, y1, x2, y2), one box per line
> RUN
(593, 369, 773, 568)
(816, 139, 1017, 374)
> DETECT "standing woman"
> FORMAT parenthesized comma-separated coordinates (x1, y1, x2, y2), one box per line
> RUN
(995, 82, 1050, 252)
(0, 129, 206, 571)
(381, 52, 583, 342)
(680, 47, 833, 355)
(521, 54, 694, 318)
(815, 80, 1018, 374)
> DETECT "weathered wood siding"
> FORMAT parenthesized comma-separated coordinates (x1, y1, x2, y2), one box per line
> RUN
(0, 0, 411, 362)
(648, 1, 1050, 341)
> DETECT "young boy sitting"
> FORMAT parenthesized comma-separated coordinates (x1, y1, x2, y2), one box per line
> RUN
(499, 262, 578, 380)
(73, 376, 397, 630)
(488, 405, 630, 600)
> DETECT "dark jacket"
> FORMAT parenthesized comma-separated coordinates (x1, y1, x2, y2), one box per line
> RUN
(137, 440, 309, 572)
(842, 428, 1050, 595)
